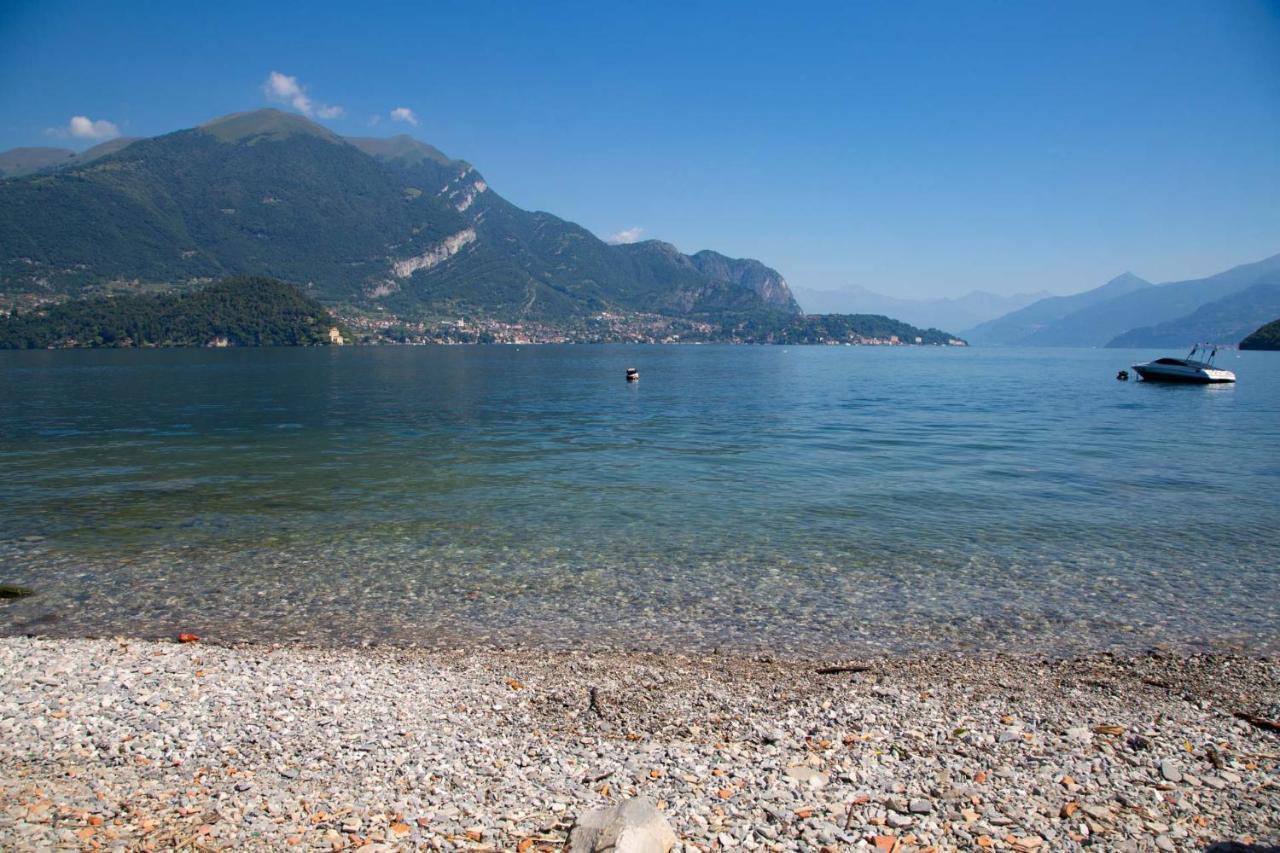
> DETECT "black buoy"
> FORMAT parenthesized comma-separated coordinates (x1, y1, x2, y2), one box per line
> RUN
(625, 367, 639, 382)
(1116, 370, 1129, 381)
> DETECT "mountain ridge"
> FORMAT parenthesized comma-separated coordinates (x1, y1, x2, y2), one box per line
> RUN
(962, 272, 1153, 345)
(1019, 254, 1280, 347)
(0, 109, 803, 331)
(0, 137, 142, 178)
(1105, 280, 1280, 348)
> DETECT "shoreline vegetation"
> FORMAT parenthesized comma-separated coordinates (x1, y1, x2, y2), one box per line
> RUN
(0, 277, 347, 350)
(0, 637, 1276, 850)
(1239, 318, 1280, 351)
(0, 277, 967, 349)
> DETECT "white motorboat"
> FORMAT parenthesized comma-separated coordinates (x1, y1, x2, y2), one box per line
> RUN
(1132, 345, 1236, 384)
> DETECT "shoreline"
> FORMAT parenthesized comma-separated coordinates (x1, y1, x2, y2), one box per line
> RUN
(2, 637, 1277, 851)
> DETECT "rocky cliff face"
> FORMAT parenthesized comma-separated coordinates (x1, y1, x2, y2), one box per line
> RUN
(690, 250, 801, 313)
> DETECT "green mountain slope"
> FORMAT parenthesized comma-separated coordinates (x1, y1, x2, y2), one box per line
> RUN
(1106, 280, 1280, 348)
(0, 276, 344, 348)
(0, 147, 77, 178)
(0, 111, 467, 299)
(1240, 318, 1280, 350)
(356, 137, 802, 322)
(0, 139, 143, 179)
(0, 109, 799, 328)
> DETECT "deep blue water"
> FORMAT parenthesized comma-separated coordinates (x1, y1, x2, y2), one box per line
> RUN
(1, 345, 1277, 655)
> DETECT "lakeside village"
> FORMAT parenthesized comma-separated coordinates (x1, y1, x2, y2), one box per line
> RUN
(340, 311, 970, 346)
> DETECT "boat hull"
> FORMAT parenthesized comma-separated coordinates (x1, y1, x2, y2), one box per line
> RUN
(1132, 365, 1235, 383)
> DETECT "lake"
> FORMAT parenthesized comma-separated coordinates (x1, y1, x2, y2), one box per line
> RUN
(1, 345, 1277, 656)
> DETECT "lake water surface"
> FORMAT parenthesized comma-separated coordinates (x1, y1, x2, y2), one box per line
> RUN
(1, 345, 1277, 656)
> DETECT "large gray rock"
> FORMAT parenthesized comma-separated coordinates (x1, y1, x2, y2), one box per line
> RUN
(566, 797, 677, 853)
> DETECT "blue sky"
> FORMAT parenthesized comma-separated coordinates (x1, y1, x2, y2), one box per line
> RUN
(1, 0, 1278, 299)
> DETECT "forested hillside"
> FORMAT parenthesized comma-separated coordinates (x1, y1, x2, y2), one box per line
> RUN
(0, 277, 344, 348)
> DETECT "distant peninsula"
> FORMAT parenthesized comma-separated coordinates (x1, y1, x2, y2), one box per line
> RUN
(1239, 318, 1280, 350)
(0, 277, 345, 349)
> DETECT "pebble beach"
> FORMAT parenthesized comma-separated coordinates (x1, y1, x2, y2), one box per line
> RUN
(1, 637, 1277, 851)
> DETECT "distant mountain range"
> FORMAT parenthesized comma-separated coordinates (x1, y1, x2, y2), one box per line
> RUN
(1107, 281, 1280, 349)
(963, 255, 1280, 347)
(962, 272, 1152, 345)
(792, 285, 1049, 334)
(0, 138, 140, 178)
(0, 109, 805, 333)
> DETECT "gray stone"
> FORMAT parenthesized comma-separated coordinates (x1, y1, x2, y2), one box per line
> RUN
(909, 798, 932, 814)
(566, 797, 677, 853)
(783, 765, 829, 789)
(1159, 759, 1182, 783)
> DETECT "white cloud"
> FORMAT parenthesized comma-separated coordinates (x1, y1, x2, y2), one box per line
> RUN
(47, 115, 121, 140)
(390, 107, 419, 126)
(262, 71, 342, 120)
(607, 226, 645, 245)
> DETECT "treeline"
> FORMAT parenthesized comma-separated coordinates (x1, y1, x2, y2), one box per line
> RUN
(0, 276, 344, 349)
(728, 313, 962, 345)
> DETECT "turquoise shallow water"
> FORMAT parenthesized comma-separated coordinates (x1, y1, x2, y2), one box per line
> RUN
(1, 345, 1277, 655)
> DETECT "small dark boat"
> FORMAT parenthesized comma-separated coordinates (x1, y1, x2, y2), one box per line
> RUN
(625, 367, 639, 382)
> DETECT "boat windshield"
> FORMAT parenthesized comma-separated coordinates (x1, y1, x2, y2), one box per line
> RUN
(1152, 358, 1187, 365)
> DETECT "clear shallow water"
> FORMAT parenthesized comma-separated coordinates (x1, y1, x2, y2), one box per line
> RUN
(1, 345, 1277, 656)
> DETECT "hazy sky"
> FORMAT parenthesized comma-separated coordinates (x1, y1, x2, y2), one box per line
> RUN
(2, 0, 1278, 299)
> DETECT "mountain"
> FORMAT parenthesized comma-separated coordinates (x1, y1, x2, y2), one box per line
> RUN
(794, 284, 1049, 332)
(688, 250, 801, 312)
(1106, 280, 1280, 348)
(0, 276, 344, 349)
(0, 138, 142, 179)
(0, 147, 76, 178)
(1240, 318, 1280, 350)
(0, 109, 799, 333)
(962, 272, 1153, 345)
(70, 137, 143, 165)
(346, 134, 456, 168)
(1016, 254, 1280, 347)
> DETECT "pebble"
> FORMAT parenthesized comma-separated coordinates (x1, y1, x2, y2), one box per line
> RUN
(0, 637, 1276, 851)
(783, 765, 828, 789)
